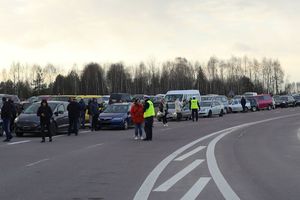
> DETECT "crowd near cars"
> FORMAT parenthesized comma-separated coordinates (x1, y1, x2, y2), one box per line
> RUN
(0, 91, 300, 137)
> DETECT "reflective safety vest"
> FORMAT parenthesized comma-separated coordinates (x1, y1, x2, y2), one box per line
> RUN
(191, 99, 199, 109)
(144, 100, 155, 118)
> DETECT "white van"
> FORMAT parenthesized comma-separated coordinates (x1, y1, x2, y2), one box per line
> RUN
(165, 90, 201, 103)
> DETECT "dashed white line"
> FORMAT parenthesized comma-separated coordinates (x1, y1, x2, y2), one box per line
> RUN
(7, 140, 31, 145)
(180, 177, 211, 200)
(175, 146, 206, 161)
(26, 158, 50, 167)
(85, 143, 103, 149)
(154, 159, 204, 192)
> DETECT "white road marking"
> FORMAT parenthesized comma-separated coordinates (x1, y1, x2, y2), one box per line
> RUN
(7, 140, 31, 145)
(26, 159, 50, 167)
(175, 146, 206, 161)
(154, 159, 204, 192)
(134, 113, 300, 200)
(80, 130, 91, 134)
(180, 177, 211, 200)
(85, 143, 103, 149)
(207, 131, 240, 200)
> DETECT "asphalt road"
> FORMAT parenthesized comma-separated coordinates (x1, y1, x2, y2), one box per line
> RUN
(1, 107, 300, 200)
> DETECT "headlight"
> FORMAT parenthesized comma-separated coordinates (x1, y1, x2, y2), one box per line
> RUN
(14, 117, 19, 123)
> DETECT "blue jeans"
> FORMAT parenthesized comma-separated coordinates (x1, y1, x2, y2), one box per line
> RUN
(3, 118, 12, 140)
(135, 123, 143, 137)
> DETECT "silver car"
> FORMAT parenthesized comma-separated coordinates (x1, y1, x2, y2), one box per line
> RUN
(157, 103, 191, 121)
(199, 100, 225, 118)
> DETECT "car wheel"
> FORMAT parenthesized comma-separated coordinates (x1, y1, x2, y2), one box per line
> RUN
(229, 107, 232, 113)
(123, 121, 128, 130)
(208, 110, 212, 118)
(16, 132, 24, 137)
(252, 107, 257, 112)
(245, 107, 249, 112)
(268, 105, 272, 110)
(219, 110, 224, 117)
(51, 123, 57, 136)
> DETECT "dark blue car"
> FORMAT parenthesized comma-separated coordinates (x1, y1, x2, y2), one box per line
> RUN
(98, 103, 133, 130)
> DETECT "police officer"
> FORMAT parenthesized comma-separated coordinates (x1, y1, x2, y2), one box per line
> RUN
(143, 96, 155, 141)
(190, 96, 200, 122)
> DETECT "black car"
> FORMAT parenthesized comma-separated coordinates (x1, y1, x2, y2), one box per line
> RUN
(14, 101, 70, 137)
(279, 96, 296, 108)
(293, 95, 300, 106)
(246, 97, 259, 112)
(109, 93, 132, 104)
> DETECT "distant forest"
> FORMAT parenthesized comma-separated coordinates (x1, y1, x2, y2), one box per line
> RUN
(0, 56, 298, 99)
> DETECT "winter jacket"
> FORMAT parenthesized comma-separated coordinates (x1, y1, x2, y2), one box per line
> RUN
(37, 105, 53, 124)
(90, 102, 100, 116)
(79, 100, 86, 112)
(130, 103, 144, 124)
(1, 101, 13, 119)
(67, 101, 81, 119)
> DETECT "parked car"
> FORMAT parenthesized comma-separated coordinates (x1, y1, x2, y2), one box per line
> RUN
(165, 90, 201, 103)
(157, 102, 191, 121)
(198, 100, 224, 118)
(293, 95, 300, 106)
(49, 95, 76, 102)
(252, 94, 274, 110)
(246, 97, 259, 112)
(279, 95, 296, 108)
(101, 95, 110, 105)
(243, 92, 258, 97)
(228, 99, 251, 112)
(14, 101, 70, 137)
(98, 103, 133, 129)
(109, 93, 132, 104)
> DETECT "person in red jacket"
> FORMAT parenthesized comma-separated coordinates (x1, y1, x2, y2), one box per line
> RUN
(130, 98, 144, 140)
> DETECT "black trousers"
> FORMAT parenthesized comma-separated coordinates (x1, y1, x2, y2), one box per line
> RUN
(68, 118, 79, 135)
(144, 117, 154, 140)
(162, 112, 168, 124)
(41, 122, 52, 140)
(192, 109, 198, 121)
(92, 114, 99, 131)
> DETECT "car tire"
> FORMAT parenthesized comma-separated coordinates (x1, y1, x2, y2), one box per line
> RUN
(208, 110, 212, 118)
(252, 107, 257, 112)
(219, 110, 224, 117)
(123, 121, 128, 130)
(16, 132, 24, 137)
(268, 105, 272, 110)
(229, 107, 232, 113)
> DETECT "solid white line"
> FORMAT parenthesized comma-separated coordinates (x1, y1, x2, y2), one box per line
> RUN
(7, 140, 31, 145)
(26, 159, 49, 167)
(175, 146, 206, 161)
(207, 131, 240, 200)
(86, 143, 103, 149)
(133, 113, 300, 200)
(153, 159, 204, 192)
(180, 177, 211, 200)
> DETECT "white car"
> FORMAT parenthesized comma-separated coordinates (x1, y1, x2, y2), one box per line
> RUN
(229, 99, 251, 112)
(198, 100, 225, 118)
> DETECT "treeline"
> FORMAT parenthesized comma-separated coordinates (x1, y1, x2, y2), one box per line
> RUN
(0, 56, 296, 99)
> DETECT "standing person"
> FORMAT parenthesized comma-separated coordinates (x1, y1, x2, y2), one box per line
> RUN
(9, 99, 17, 133)
(190, 96, 200, 122)
(1, 97, 13, 142)
(175, 98, 182, 121)
(78, 99, 86, 129)
(130, 98, 144, 140)
(37, 100, 53, 143)
(67, 98, 81, 136)
(159, 99, 168, 126)
(87, 99, 93, 129)
(241, 96, 247, 112)
(90, 98, 100, 131)
(143, 96, 155, 141)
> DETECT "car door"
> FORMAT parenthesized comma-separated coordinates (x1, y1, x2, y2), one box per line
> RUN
(55, 104, 68, 131)
(212, 101, 218, 115)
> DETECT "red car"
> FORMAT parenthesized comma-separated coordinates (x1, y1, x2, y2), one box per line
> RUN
(251, 94, 274, 110)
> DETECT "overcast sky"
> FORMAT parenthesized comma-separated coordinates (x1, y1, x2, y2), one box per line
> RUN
(0, 0, 299, 81)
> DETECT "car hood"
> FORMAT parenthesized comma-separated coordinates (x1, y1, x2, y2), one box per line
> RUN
(17, 114, 40, 123)
(99, 113, 126, 119)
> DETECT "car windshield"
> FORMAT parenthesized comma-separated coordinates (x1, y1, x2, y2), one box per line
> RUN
(104, 104, 129, 113)
(200, 102, 211, 107)
(202, 96, 214, 101)
(231, 100, 240, 105)
(280, 96, 288, 101)
(24, 103, 57, 114)
(165, 94, 183, 102)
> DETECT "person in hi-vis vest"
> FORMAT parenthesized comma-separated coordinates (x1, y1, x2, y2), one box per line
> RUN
(143, 96, 155, 141)
(190, 96, 200, 122)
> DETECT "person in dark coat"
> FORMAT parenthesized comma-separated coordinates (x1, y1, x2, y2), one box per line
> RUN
(78, 99, 86, 129)
(37, 99, 53, 142)
(90, 98, 100, 131)
(67, 98, 81, 136)
(1, 97, 13, 142)
(241, 97, 247, 112)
